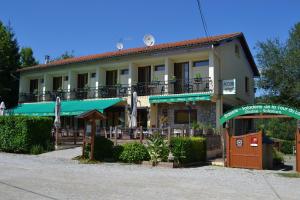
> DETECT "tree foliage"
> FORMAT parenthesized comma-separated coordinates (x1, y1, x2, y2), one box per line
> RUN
(53, 50, 75, 61)
(256, 22, 300, 108)
(0, 21, 20, 108)
(20, 47, 38, 67)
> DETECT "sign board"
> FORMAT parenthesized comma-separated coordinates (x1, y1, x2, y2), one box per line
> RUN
(223, 79, 236, 95)
(250, 137, 258, 147)
(220, 104, 300, 125)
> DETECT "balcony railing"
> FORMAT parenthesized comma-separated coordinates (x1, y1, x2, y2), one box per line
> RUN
(19, 77, 212, 103)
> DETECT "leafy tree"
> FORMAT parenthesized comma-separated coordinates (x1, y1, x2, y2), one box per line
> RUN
(20, 47, 38, 67)
(53, 50, 75, 61)
(256, 22, 300, 108)
(0, 21, 20, 108)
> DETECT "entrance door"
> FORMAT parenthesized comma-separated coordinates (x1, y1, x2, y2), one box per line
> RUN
(174, 62, 189, 93)
(30, 79, 39, 93)
(137, 66, 151, 95)
(77, 73, 88, 99)
(106, 70, 118, 97)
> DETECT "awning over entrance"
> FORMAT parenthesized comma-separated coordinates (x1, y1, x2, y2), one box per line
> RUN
(149, 93, 211, 104)
(9, 98, 124, 116)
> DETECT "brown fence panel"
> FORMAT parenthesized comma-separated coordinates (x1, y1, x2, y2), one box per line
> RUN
(227, 131, 263, 170)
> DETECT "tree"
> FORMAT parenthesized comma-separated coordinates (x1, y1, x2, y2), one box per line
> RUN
(20, 47, 38, 67)
(0, 21, 20, 108)
(256, 22, 300, 108)
(53, 50, 75, 61)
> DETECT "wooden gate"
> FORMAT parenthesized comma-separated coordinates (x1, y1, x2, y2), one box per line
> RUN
(226, 131, 263, 170)
(297, 128, 300, 172)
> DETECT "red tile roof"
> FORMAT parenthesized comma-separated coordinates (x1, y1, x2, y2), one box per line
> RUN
(18, 32, 259, 76)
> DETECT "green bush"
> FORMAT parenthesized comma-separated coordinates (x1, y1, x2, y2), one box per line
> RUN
(146, 133, 169, 165)
(30, 144, 44, 155)
(170, 137, 206, 164)
(273, 148, 284, 165)
(280, 140, 294, 154)
(112, 145, 124, 161)
(84, 136, 114, 161)
(120, 142, 150, 163)
(0, 116, 53, 153)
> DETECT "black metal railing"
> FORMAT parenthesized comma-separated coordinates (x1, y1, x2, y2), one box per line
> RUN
(18, 77, 212, 102)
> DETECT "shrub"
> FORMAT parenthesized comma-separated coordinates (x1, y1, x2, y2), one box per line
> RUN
(30, 144, 44, 155)
(120, 142, 150, 163)
(84, 136, 114, 161)
(0, 116, 53, 153)
(146, 133, 169, 165)
(170, 137, 206, 164)
(280, 140, 294, 154)
(273, 148, 284, 165)
(112, 145, 124, 161)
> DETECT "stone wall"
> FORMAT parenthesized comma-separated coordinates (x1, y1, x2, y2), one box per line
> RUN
(157, 101, 216, 129)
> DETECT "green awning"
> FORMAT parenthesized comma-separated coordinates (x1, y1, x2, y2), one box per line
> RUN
(149, 93, 211, 104)
(9, 98, 124, 116)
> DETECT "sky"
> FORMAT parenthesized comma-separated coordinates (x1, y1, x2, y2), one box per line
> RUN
(0, 0, 299, 64)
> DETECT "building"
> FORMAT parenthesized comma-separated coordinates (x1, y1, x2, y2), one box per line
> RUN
(12, 32, 259, 133)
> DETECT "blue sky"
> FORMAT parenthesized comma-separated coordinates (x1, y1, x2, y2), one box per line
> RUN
(0, 0, 299, 64)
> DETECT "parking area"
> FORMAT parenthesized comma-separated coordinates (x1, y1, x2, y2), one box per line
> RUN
(0, 149, 299, 200)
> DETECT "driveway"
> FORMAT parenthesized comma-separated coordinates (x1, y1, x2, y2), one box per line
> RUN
(0, 149, 299, 200)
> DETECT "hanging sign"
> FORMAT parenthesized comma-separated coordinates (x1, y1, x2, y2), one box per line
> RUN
(222, 79, 236, 95)
(250, 137, 258, 147)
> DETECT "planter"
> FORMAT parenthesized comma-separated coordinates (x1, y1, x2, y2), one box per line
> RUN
(142, 161, 176, 168)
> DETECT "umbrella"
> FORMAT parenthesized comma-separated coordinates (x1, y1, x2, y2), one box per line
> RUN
(0, 101, 5, 116)
(54, 97, 61, 128)
(130, 91, 137, 128)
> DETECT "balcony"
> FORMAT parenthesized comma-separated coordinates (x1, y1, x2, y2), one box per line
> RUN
(18, 77, 212, 103)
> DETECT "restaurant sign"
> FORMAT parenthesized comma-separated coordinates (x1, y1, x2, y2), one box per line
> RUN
(220, 104, 300, 125)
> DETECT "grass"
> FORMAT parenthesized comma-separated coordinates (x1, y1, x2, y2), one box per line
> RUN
(72, 155, 101, 164)
(277, 172, 300, 178)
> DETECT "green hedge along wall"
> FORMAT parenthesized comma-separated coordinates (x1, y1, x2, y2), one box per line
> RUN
(0, 116, 53, 153)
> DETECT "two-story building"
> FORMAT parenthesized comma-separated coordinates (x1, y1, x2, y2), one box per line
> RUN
(11, 32, 259, 133)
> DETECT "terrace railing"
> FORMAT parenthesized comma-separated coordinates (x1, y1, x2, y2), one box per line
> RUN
(18, 77, 212, 103)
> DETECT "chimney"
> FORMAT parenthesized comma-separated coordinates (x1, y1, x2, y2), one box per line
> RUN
(44, 55, 50, 64)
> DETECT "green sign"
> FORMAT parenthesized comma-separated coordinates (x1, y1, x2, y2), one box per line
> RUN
(220, 104, 300, 125)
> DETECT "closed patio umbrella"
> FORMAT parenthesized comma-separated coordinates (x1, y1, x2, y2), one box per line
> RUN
(54, 97, 61, 148)
(130, 91, 137, 129)
(0, 101, 5, 116)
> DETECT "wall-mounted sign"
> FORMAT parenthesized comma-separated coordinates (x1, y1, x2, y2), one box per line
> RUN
(250, 137, 258, 147)
(223, 79, 236, 95)
(236, 138, 243, 147)
(220, 104, 300, 125)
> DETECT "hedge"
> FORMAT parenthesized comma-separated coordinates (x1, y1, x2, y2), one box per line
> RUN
(0, 116, 53, 153)
(84, 136, 114, 160)
(170, 137, 206, 164)
(119, 142, 150, 163)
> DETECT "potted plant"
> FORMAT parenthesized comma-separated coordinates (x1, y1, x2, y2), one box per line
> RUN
(169, 75, 176, 84)
(194, 73, 202, 83)
(151, 76, 160, 86)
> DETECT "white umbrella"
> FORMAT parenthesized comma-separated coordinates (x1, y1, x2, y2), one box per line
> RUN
(0, 101, 5, 116)
(130, 91, 137, 128)
(54, 97, 61, 128)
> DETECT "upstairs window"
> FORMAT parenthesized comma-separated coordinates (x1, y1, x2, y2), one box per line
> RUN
(121, 69, 129, 75)
(53, 77, 63, 91)
(90, 73, 96, 78)
(193, 60, 209, 67)
(154, 65, 165, 71)
(245, 77, 249, 93)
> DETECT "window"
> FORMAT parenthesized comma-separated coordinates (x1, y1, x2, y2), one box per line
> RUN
(29, 79, 38, 93)
(245, 77, 249, 93)
(121, 69, 129, 75)
(91, 73, 96, 78)
(53, 77, 63, 91)
(174, 110, 197, 124)
(64, 76, 68, 81)
(154, 65, 165, 71)
(193, 60, 209, 67)
(235, 44, 240, 58)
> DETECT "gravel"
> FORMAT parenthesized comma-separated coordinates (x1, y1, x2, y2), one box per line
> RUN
(0, 148, 299, 200)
